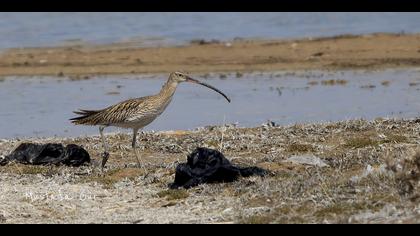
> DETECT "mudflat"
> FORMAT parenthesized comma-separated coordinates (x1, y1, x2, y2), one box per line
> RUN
(1, 33, 420, 76)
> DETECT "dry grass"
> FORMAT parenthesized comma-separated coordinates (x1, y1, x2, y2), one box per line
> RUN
(321, 79, 348, 86)
(343, 137, 379, 149)
(240, 214, 277, 224)
(156, 189, 189, 201)
(381, 80, 391, 86)
(80, 168, 145, 188)
(343, 133, 408, 149)
(307, 81, 319, 86)
(0, 118, 419, 223)
(386, 151, 420, 200)
(0, 163, 60, 176)
(383, 134, 408, 144)
(286, 143, 315, 153)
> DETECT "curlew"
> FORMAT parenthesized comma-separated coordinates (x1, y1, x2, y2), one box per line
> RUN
(70, 72, 231, 169)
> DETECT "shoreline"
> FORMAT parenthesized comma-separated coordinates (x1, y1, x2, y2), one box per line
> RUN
(1, 33, 420, 77)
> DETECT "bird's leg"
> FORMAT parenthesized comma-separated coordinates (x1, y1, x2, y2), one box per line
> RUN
(133, 129, 150, 180)
(99, 126, 110, 170)
(132, 128, 145, 170)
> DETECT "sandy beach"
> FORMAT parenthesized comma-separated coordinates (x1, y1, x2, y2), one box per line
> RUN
(1, 33, 420, 77)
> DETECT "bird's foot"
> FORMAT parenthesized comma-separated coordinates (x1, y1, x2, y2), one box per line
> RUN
(136, 161, 153, 169)
(142, 172, 150, 180)
(136, 162, 149, 178)
(101, 152, 110, 170)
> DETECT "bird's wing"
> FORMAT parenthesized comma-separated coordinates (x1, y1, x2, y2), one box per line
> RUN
(96, 97, 150, 125)
(71, 97, 150, 126)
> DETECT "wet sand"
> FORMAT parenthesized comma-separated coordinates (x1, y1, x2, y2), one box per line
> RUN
(1, 33, 420, 76)
(0, 119, 419, 223)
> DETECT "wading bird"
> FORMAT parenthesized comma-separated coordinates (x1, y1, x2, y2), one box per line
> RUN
(70, 72, 230, 169)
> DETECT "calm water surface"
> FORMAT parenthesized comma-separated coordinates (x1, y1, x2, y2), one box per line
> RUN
(0, 70, 419, 138)
(0, 13, 419, 49)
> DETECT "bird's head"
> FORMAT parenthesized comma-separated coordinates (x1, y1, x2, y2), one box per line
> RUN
(169, 71, 231, 103)
(170, 71, 190, 83)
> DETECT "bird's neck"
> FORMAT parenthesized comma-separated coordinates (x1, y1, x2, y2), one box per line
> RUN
(158, 79, 178, 100)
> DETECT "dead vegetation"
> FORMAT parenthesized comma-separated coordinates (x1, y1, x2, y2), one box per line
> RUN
(381, 80, 391, 86)
(386, 151, 420, 201)
(344, 137, 379, 149)
(80, 168, 145, 189)
(320, 79, 348, 86)
(0, 163, 61, 176)
(307, 81, 319, 86)
(0, 118, 419, 223)
(156, 189, 189, 201)
(286, 143, 315, 153)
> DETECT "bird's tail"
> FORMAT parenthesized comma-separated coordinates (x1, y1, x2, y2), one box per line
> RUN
(70, 109, 102, 125)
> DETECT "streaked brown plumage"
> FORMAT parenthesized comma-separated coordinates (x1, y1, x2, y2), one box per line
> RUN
(70, 72, 230, 169)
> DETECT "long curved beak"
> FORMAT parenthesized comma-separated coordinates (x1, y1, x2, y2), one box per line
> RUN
(186, 77, 231, 103)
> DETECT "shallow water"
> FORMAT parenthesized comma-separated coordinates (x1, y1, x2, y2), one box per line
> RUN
(0, 70, 419, 138)
(0, 13, 420, 49)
